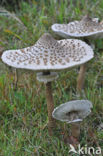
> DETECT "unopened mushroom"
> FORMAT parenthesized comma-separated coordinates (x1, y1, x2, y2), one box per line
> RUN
(1, 33, 93, 135)
(52, 15, 103, 92)
(52, 100, 92, 140)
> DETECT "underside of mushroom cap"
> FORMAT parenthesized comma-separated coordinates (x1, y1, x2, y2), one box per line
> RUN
(51, 16, 103, 38)
(2, 33, 93, 72)
(52, 100, 93, 123)
(36, 72, 58, 83)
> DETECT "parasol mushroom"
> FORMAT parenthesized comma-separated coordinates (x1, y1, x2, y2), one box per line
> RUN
(1, 33, 93, 135)
(51, 15, 103, 92)
(52, 100, 92, 142)
(51, 15, 103, 39)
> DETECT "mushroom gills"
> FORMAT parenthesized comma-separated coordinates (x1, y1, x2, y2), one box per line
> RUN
(66, 110, 82, 122)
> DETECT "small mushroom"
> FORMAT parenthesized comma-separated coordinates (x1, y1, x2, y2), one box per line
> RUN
(52, 100, 92, 140)
(52, 15, 103, 92)
(1, 33, 93, 135)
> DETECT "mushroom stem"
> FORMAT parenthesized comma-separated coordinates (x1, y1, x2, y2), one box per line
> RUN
(77, 63, 86, 92)
(14, 68, 18, 91)
(77, 39, 94, 93)
(71, 122, 80, 139)
(8, 67, 18, 90)
(45, 81, 56, 135)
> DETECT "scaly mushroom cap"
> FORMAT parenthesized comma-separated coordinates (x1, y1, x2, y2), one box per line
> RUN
(2, 33, 93, 71)
(51, 16, 103, 38)
(52, 100, 93, 123)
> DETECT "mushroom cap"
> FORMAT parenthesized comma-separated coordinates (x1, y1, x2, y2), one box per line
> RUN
(52, 100, 93, 123)
(51, 16, 103, 38)
(2, 33, 93, 72)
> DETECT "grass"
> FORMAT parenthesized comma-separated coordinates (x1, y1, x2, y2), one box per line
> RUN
(0, 0, 103, 155)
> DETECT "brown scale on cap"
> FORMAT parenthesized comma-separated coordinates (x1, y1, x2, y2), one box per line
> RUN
(21, 49, 25, 53)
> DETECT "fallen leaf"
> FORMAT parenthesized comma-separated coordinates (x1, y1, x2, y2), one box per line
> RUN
(22, 116, 26, 125)
(64, 135, 79, 149)
(4, 29, 22, 40)
(88, 128, 100, 147)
